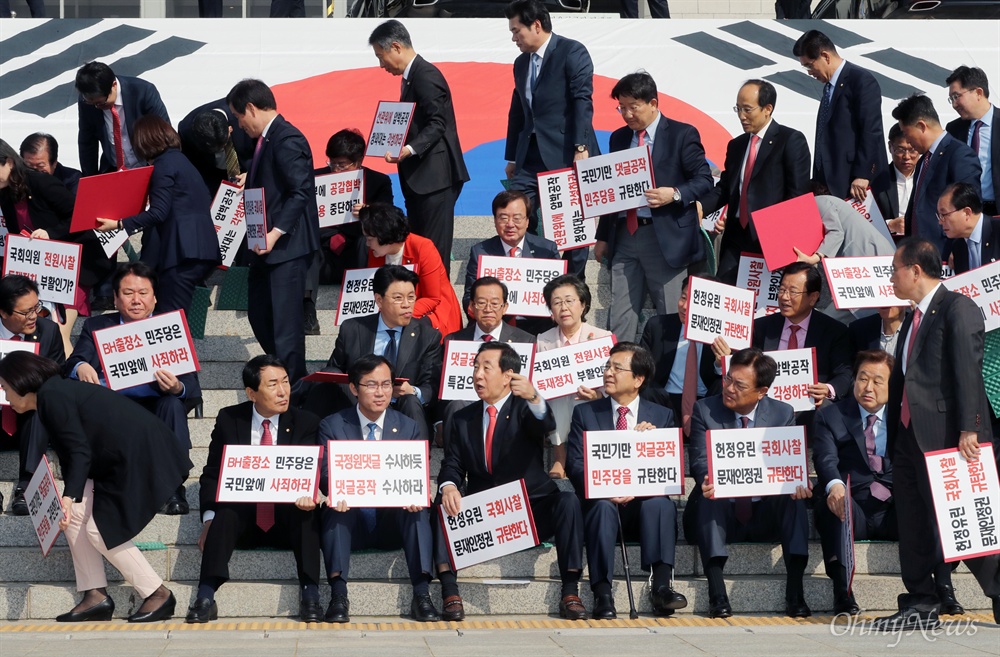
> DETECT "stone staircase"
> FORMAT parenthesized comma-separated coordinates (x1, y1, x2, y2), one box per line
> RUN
(0, 215, 989, 621)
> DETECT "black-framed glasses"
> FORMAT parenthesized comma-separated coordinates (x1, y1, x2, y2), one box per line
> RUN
(11, 302, 43, 318)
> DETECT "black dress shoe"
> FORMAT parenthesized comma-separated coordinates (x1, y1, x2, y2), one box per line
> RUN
(161, 493, 189, 516)
(833, 592, 861, 616)
(708, 594, 732, 619)
(651, 585, 687, 616)
(558, 594, 589, 620)
(11, 488, 28, 516)
(592, 593, 616, 620)
(325, 594, 350, 623)
(185, 598, 218, 623)
(411, 593, 440, 622)
(299, 599, 323, 623)
(128, 591, 176, 623)
(56, 596, 115, 622)
(785, 596, 811, 618)
(872, 607, 940, 632)
(936, 585, 965, 615)
(441, 595, 465, 621)
(303, 300, 320, 336)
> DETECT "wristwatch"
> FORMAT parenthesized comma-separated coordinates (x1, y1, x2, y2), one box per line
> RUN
(575, 145, 588, 153)
(672, 189, 682, 203)
(528, 392, 539, 403)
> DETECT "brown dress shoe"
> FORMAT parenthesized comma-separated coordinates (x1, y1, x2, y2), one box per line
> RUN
(559, 594, 588, 620)
(441, 595, 465, 621)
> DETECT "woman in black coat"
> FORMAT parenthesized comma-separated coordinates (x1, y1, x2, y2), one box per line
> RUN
(0, 351, 192, 623)
(96, 116, 221, 315)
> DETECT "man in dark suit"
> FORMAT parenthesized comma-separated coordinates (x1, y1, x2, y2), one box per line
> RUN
(436, 342, 588, 621)
(319, 354, 439, 623)
(565, 342, 687, 619)
(893, 94, 982, 255)
(306, 266, 442, 442)
(0, 275, 66, 516)
(63, 262, 201, 515)
(18, 133, 82, 194)
(939, 182, 1000, 273)
(186, 355, 323, 623)
(226, 79, 319, 385)
(946, 66, 998, 217)
(877, 238, 1000, 629)
(177, 99, 256, 196)
(687, 348, 813, 618)
(639, 276, 722, 430)
(848, 306, 906, 356)
(74, 62, 170, 176)
(368, 20, 469, 266)
(595, 72, 714, 342)
(792, 30, 885, 202)
(699, 80, 811, 284)
(874, 125, 919, 236)
(503, 0, 600, 280)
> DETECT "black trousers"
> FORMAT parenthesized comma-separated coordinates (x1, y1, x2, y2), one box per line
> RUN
(690, 486, 810, 561)
(269, 0, 304, 15)
(814, 489, 897, 577)
(155, 260, 217, 315)
(248, 254, 310, 383)
(401, 178, 463, 267)
(320, 507, 433, 586)
(583, 496, 676, 588)
(198, 0, 222, 15)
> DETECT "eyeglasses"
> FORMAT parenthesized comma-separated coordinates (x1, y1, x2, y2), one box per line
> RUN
(10, 302, 44, 318)
(616, 104, 646, 116)
(386, 295, 416, 305)
(473, 300, 504, 311)
(891, 146, 919, 157)
(722, 374, 754, 393)
(776, 287, 807, 298)
(732, 105, 760, 116)
(357, 380, 393, 392)
(601, 362, 632, 374)
(495, 215, 527, 225)
(947, 89, 971, 105)
(326, 159, 358, 172)
(549, 297, 580, 309)
(936, 208, 963, 221)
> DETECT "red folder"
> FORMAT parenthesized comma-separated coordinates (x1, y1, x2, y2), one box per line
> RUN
(752, 193, 825, 272)
(301, 372, 409, 385)
(70, 167, 154, 234)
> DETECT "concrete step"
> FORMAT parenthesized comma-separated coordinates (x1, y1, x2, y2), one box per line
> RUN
(191, 335, 337, 364)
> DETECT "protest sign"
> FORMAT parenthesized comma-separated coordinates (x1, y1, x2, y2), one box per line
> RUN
(925, 444, 1000, 562)
(94, 228, 129, 259)
(537, 168, 596, 252)
(723, 348, 818, 413)
(822, 256, 907, 309)
(477, 255, 566, 317)
(845, 189, 894, 245)
(334, 264, 416, 325)
(365, 101, 415, 159)
(93, 310, 200, 391)
(706, 425, 809, 498)
(24, 455, 64, 557)
(684, 276, 755, 349)
(315, 170, 364, 228)
(3, 235, 81, 305)
(736, 253, 780, 318)
(440, 479, 538, 571)
(216, 445, 321, 503)
(210, 181, 246, 268)
(440, 340, 536, 401)
(582, 428, 684, 498)
(0, 338, 38, 405)
(575, 146, 654, 219)
(530, 335, 616, 400)
(942, 260, 1000, 332)
(842, 474, 856, 594)
(243, 188, 267, 251)
(326, 440, 430, 508)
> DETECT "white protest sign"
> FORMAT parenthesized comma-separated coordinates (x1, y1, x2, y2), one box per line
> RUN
(0, 208, 7, 255)
(216, 445, 321, 503)
(846, 190, 894, 245)
(326, 440, 430, 507)
(94, 228, 128, 258)
(93, 310, 200, 391)
(440, 479, 538, 571)
(365, 101, 415, 159)
(942, 260, 1000, 332)
(537, 168, 596, 252)
(842, 474, 856, 594)
(926, 444, 1000, 562)
(736, 253, 780, 318)
(210, 181, 245, 269)
(243, 187, 267, 252)
(0, 338, 38, 406)
(575, 145, 654, 219)
(25, 455, 64, 557)
(477, 254, 566, 318)
(315, 170, 364, 228)
(440, 340, 536, 401)
(3, 235, 81, 305)
(723, 348, 818, 413)
(822, 256, 907, 310)
(706, 425, 809, 498)
(684, 276, 755, 349)
(702, 204, 726, 233)
(334, 264, 416, 326)
(583, 428, 684, 498)
(530, 335, 616, 400)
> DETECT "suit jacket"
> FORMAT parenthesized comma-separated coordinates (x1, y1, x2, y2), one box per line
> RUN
(947, 106, 1000, 202)
(812, 397, 892, 500)
(36, 376, 191, 548)
(596, 115, 714, 269)
(904, 132, 982, 253)
(700, 120, 811, 250)
(368, 233, 462, 337)
(54, 163, 82, 195)
(0, 169, 74, 239)
(639, 313, 721, 395)
(886, 285, 993, 454)
(505, 33, 600, 172)
(317, 406, 421, 493)
(121, 148, 221, 270)
(813, 61, 886, 200)
(847, 312, 897, 353)
(872, 161, 905, 221)
(63, 312, 202, 401)
(688, 394, 795, 485)
(462, 233, 561, 310)
(752, 310, 853, 400)
(200, 402, 321, 517)
(565, 396, 675, 497)
(245, 115, 320, 266)
(77, 76, 170, 176)
(439, 394, 558, 501)
(445, 321, 536, 344)
(328, 314, 443, 404)
(399, 55, 469, 195)
(178, 98, 256, 195)
(951, 215, 1000, 273)
(20, 316, 67, 365)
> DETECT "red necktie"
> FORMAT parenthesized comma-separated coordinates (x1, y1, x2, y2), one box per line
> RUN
(739, 134, 760, 229)
(787, 324, 800, 350)
(256, 419, 275, 532)
(509, 246, 520, 258)
(484, 405, 498, 473)
(2, 335, 22, 436)
(481, 334, 493, 342)
(681, 343, 698, 437)
(625, 130, 647, 235)
(616, 405, 629, 431)
(734, 415, 753, 524)
(900, 309, 922, 428)
(864, 413, 892, 501)
(110, 105, 125, 171)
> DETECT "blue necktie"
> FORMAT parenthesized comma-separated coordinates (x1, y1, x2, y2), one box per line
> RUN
(817, 83, 833, 132)
(530, 53, 539, 91)
(361, 422, 378, 535)
(383, 329, 398, 366)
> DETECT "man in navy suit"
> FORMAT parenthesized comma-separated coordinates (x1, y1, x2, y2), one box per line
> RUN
(595, 72, 714, 343)
(566, 342, 687, 619)
(893, 94, 982, 255)
(19, 134, 82, 194)
(939, 182, 1000, 274)
(178, 99, 257, 196)
(227, 79, 319, 385)
(75, 62, 170, 176)
(793, 30, 885, 203)
(875, 124, 920, 235)
(503, 0, 600, 280)
(368, 20, 469, 266)
(946, 66, 998, 217)
(319, 354, 439, 623)
(687, 348, 813, 618)
(436, 342, 588, 621)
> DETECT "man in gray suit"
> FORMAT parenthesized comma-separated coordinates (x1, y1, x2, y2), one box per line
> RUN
(877, 238, 1000, 630)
